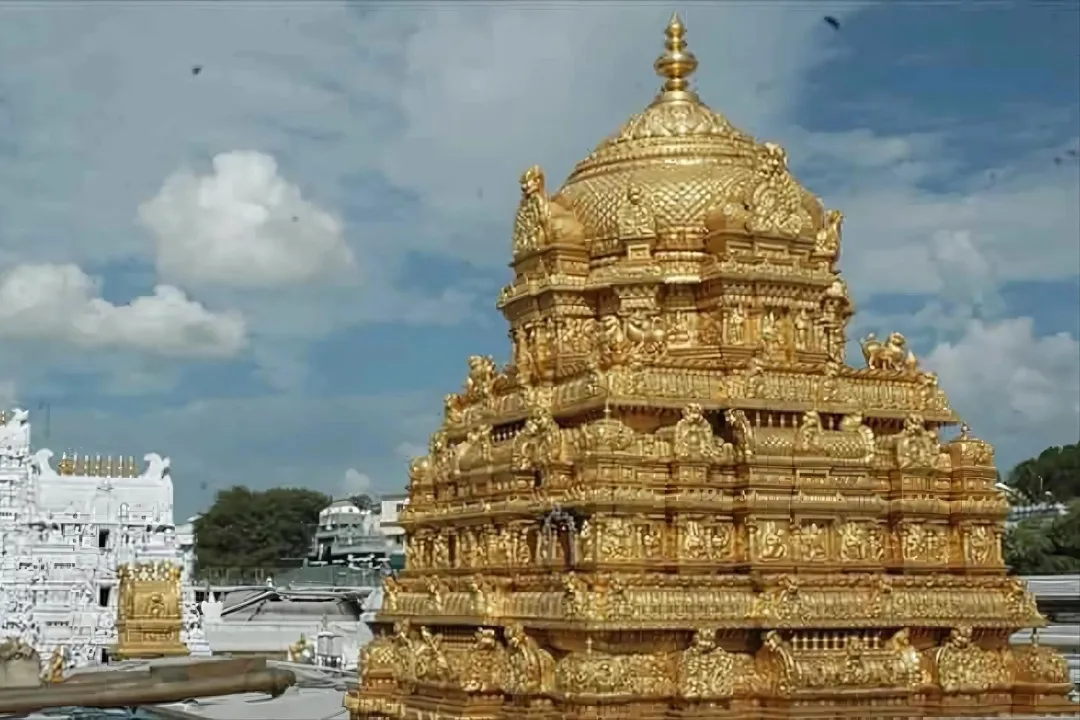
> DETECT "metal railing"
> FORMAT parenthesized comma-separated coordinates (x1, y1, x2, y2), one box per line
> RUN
(193, 567, 280, 586)
(193, 565, 382, 588)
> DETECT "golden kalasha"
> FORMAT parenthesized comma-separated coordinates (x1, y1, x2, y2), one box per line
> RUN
(346, 13, 1076, 720)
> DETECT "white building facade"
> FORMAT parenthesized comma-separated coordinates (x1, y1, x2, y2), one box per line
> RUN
(309, 495, 408, 570)
(378, 494, 408, 549)
(0, 408, 207, 669)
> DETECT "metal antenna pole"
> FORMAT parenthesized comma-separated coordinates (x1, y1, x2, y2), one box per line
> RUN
(37, 401, 52, 443)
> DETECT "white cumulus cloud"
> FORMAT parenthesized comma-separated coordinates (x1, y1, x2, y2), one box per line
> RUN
(926, 230, 1001, 312)
(340, 467, 373, 499)
(139, 151, 355, 288)
(924, 318, 1080, 459)
(0, 263, 246, 359)
(817, 141, 1080, 298)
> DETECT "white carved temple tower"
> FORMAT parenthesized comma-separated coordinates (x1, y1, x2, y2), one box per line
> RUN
(0, 408, 209, 668)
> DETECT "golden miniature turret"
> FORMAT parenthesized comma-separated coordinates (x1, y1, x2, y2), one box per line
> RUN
(347, 15, 1076, 720)
(115, 561, 188, 659)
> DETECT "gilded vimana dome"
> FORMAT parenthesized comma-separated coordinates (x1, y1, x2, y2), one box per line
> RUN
(511, 12, 826, 267)
(347, 13, 1078, 720)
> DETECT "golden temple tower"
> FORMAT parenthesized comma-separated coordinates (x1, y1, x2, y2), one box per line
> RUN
(347, 15, 1077, 720)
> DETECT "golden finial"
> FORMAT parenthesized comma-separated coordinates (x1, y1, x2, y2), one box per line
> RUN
(654, 12, 699, 96)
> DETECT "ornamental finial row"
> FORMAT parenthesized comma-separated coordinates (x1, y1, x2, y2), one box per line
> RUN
(57, 452, 141, 478)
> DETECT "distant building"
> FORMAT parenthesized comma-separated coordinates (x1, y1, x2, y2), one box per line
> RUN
(1007, 500, 1068, 526)
(309, 495, 407, 569)
(998, 483, 1068, 527)
(379, 494, 407, 549)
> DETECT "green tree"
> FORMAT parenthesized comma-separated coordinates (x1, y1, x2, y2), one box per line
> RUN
(1005, 443, 1080, 502)
(1001, 442, 1080, 575)
(1004, 500, 1080, 575)
(193, 486, 330, 570)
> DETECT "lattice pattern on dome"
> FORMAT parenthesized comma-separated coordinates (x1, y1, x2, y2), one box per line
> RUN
(558, 161, 733, 242)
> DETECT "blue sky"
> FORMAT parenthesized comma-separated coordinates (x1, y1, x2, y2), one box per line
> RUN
(0, 2, 1077, 519)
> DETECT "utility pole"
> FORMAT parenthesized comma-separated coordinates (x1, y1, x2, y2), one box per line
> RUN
(36, 401, 51, 443)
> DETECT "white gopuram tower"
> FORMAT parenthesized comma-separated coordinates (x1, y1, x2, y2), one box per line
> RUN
(0, 408, 209, 668)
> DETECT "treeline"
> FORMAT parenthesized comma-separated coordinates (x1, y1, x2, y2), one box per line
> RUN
(1006, 443, 1080, 502)
(193, 486, 330, 571)
(1002, 443, 1080, 575)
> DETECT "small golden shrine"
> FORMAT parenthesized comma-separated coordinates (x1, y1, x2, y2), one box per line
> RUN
(348, 14, 1077, 720)
(115, 561, 189, 660)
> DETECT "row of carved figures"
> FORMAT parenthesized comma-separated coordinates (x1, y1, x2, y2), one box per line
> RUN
(398, 515, 1004, 573)
(358, 622, 1071, 702)
(443, 366, 947, 452)
(495, 312, 925, 381)
(378, 570, 1044, 652)
(501, 299, 859, 375)
(417, 408, 985, 500)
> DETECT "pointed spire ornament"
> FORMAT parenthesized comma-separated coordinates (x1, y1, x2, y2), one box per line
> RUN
(654, 12, 699, 96)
